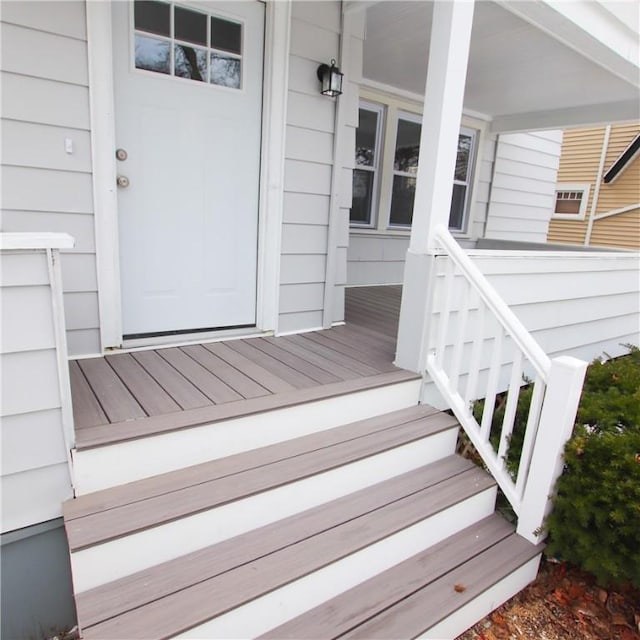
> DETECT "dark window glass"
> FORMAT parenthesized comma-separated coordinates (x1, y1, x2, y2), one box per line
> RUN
(211, 16, 241, 55)
(356, 109, 378, 167)
(351, 170, 374, 224)
(210, 53, 241, 88)
(389, 175, 416, 226)
(449, 183, 466, 230)
(175, 6, 207, 46)
(134, 0, 170, 37)
(394, 119, 421, 174)
(455, 134, 472, 181)
(135, 34, 171, 74)
(175, 45, 207, 81)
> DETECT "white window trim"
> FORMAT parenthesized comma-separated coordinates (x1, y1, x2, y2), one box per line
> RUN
(552, 183, 591, 221)
(87, 0, 290, 352)
(351, 100, 385, 229)
(352, 88, 484, 239)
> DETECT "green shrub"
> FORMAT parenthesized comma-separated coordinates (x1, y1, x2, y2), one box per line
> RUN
(471, 347, 640, 587)
(546, 347, 640, 587)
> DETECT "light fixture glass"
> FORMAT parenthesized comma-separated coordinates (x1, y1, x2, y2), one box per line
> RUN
(317, 59, 343, 97)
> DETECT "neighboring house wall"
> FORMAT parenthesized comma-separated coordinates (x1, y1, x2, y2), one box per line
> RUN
(484, 130, 562, 243)
(548, 123, 640, 249)
(279, 1, 360, 332)
(0, 1, 101, 356)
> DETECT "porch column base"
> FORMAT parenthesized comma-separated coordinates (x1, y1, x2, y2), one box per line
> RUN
(394, 250, 435, 374)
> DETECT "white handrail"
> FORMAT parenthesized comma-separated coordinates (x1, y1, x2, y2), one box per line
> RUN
(432, 224, 551, 380)
(425, 225, 587, 543)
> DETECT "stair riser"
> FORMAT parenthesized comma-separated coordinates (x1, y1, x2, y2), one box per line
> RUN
(419, 555, 542, 640)
(72, 379, 422, 494)
(170, 487, 498, 639)
(70, 428, 458, 592)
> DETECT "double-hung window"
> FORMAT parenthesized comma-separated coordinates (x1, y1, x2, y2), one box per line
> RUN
(553, 184, 590, 220)
(351, 97, 479, 234)
(389, 112, 422, 227)
(351, 102, 384, 226)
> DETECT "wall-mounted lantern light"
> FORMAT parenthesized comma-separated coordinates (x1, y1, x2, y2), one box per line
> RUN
(317, 59, 344, 97)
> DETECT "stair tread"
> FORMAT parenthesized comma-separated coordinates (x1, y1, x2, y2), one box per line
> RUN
(77, 457, 495, 638)
(259, 515, 529, 639)
(341, 534, 543, 639)
(65, 405, 455, 550)
(75, 368, 421, 450)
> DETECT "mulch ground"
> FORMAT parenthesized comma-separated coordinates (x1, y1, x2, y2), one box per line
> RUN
(457, 559, 640, 640)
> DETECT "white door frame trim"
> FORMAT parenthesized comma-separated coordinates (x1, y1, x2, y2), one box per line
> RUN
(87, 0, 290, 351)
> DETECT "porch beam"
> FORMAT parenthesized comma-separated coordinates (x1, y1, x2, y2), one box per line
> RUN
(395, 0, 475, 373)
(491, 99, 640, 134)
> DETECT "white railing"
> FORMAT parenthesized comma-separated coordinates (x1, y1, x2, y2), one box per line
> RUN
(425, 225, 588, 544)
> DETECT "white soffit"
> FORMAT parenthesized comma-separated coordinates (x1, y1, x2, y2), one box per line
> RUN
(362, 1, 639, 120)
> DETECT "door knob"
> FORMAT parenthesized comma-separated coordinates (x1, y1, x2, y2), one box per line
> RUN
(117, 175, 130, 188)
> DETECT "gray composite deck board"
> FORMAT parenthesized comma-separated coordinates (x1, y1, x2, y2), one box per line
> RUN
(259, 514, 516, 640)
(180, 344, 271, 399)
(105, 354, 181, 416)
(68, 361, 108, 429)
(64, 406, 438, 522)
(202, 341, 297, 394)
(263, 335, 366, 380)
(301, 331, 397, 372)
(224, 339, 319, 389)
(156, 348, 243, 404)
(283, 334, 381, 377)
(247, 337, 343, 384)
(74, 369, 419, 450)
(69, 285, 410, 444)
(81, 466, 495, 639)
(130, 350, 211, 410)
(342, 535, 543, 639)
(74, 455, 474, 628)
(77, 358, 146, 423)
(66, 410, 458, 550)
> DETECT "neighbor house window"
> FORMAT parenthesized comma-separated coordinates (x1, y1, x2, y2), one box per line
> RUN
(553, 184, 590, 220)
(133, 0, 243, 89)
(351, 102, 384, 226)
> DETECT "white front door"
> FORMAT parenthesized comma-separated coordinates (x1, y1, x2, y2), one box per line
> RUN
(112, 0, 264, 337)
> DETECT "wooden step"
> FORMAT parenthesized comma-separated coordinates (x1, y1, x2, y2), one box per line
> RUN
(71, 372, 422, 493)
(65, 406, 460, 591)
(260, 520, 542, 640)
(75, 457, 498, 639)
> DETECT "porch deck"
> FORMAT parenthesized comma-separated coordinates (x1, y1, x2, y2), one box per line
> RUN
(70, 286, 409, 449)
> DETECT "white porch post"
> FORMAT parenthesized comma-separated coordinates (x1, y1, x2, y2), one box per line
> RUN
(395, 0, 475, 372)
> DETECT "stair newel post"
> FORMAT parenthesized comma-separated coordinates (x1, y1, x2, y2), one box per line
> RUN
(516, 356, 587, 544)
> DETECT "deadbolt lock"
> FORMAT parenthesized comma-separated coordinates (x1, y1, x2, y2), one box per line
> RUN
(115, 148, 128, 161)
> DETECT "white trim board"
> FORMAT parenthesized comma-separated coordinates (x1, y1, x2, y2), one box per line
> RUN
(87, 0, 291, 352)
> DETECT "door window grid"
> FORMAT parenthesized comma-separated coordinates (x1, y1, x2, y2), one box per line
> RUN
(351, 102, 385, 227)
(133, 0, 243, 89)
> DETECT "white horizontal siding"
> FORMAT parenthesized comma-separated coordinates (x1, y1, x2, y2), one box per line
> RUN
(278, 1, 343, 332)
(1, 2, 98, 356)
(0, 250, 73, 534)
(425, 252, 640, 405)
(484, 131, 562, 243)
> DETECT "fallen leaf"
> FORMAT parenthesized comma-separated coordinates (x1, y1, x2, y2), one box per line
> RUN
(454, 584, 466, 593)
(490, 612, 506, 626)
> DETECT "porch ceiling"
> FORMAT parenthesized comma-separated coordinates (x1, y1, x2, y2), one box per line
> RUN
(362, 1, 639, 132)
